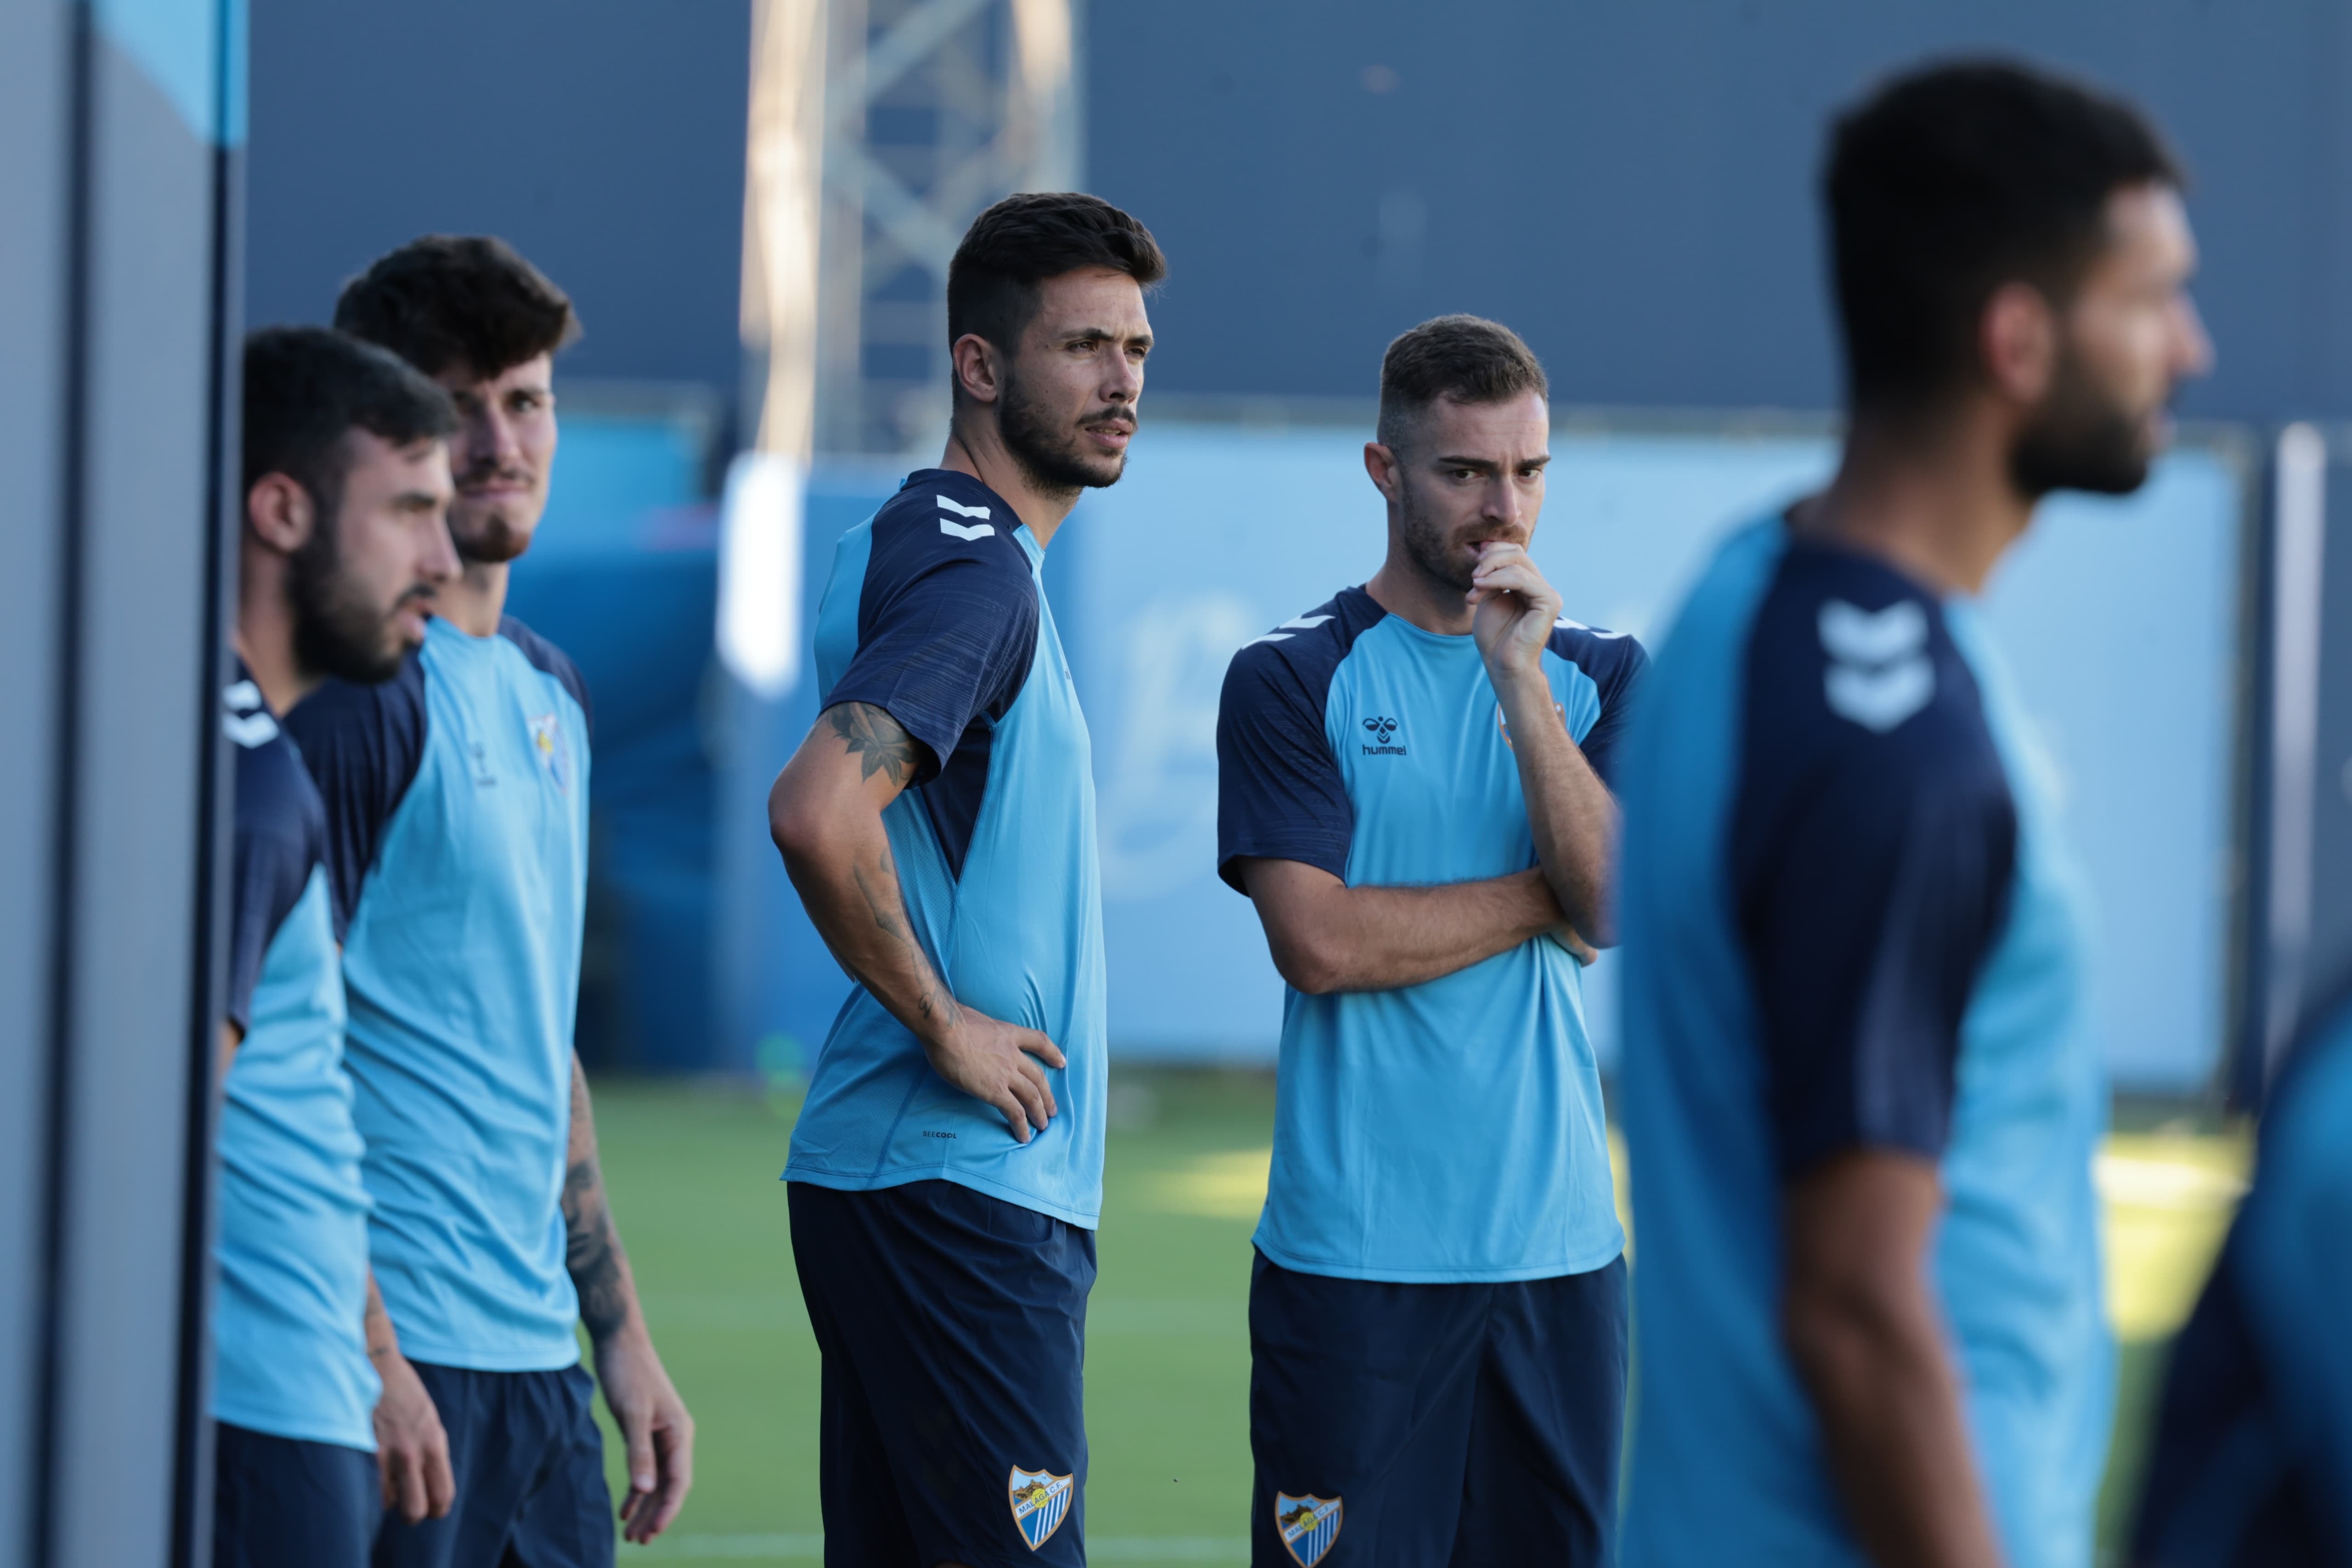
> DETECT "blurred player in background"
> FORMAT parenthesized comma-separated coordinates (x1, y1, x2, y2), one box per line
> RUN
(1617, 60, 2209, 1568)
(287, 237, 695, 1565)
(2132, 978, 2352, 1567)
(767, 192, 1162, 1566)
(1215, 316, 1642, 1568)
(216, 326, 458, 1565)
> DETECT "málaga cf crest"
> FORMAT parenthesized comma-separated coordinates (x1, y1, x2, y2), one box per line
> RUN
(1274, 1492, 1343, 1567)
(1007, 1467, 1074, 1551)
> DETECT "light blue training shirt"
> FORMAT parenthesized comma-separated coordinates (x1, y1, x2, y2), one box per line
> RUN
(784, 470, 1108, 1228)
(1618, 517, 2109, 1568)
(213, 665, 379, 1450)
(1214, 585, 1647, 1282)
(286, 615, 593, 1371)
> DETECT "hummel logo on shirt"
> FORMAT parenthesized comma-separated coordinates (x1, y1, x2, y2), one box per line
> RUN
(1360, 716, 1405, 756)
(1819, 598, 1934, 733)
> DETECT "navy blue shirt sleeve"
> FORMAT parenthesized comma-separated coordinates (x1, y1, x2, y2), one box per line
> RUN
(1549, 621, 1649, 791)
(281, 657, 429, 933)
(499, 616, 594, 740)
(1216, 611, 1354, 894)
(1731, 555, 2017, 1179)
(821, 493, 1039, 787)
(223, 679, 329, 1030)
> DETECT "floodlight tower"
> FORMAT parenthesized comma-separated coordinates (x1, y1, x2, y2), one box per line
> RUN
(813, 0, 1083, 456)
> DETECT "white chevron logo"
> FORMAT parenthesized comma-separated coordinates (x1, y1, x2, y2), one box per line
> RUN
(1553, 615, 1630, 639)
(939, 517, 995, 542)
(1818, 599, 1926, 665)
(1244, 614, 1334, 648)
(937, 494, 991, 519)
(1826, 659, 1934, 732)
(223, 709, 279, 748)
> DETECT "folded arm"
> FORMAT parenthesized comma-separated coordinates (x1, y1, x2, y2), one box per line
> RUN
(769, 700, 1066, 1139)
(1238, 856, 1581, 995)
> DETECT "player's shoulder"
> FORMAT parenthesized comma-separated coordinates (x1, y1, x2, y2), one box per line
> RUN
(867, 468, 1040, 591)
(1225, 586, 1385, 691)
(282, 653, 430, 766)
(1742, 539, 1998, 782)
(496, 614, 593, 724)
(1545, 616, 1649, 693)
(223, 674, 326, 855)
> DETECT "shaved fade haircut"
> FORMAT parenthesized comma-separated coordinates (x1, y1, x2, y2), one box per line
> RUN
(947, 192, 1166, 374)
(243, 325, 457, 514)
(1377, 315, 1549, 450)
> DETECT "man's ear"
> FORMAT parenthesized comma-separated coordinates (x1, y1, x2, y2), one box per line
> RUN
(245, 472, 317, 557)
(1363, 441, 1402, 504)
(1979, 281, 2059, 408)
(949, 332, 1002, 407)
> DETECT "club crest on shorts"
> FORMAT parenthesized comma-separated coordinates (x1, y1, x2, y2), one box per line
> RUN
(1274, 1492, 1342, 1567)
(1008, 1467, 1074, 1551)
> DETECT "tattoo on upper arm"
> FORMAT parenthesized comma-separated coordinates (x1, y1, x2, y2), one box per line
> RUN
(561, 1064, 632, 1341)
(829, 702, 922, 787)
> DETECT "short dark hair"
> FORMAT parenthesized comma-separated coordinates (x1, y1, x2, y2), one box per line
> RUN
(1376, 315, 1549, 447)
(334, 234, 580, 381)
(1826, 59, 2182, 411)
(242, 326, 458, 512)
(946, 192, 1165, 360)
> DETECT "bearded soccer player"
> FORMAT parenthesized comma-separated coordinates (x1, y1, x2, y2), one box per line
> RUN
(286, 237, 694, 1565)
(1215, 316, 1642, 1568)
(1617, 62, 2210, 1568)
(216, 326, 459, 1565)
(767, 192, 1162, 1566)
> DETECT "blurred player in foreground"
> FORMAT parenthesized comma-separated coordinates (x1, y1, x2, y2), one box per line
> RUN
(1617, 59, 2210, 1568)
(768, 192, 1162, 1565)
(216, 326, 458, 1565)
(288, 237, 694, 1564)
(2132, 977, 2352, 1567)
(1216, 316, 1642, 1568)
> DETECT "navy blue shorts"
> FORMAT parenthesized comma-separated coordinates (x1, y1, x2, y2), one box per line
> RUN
(372, 1362, 612, 1568)
(1249, 1252, 1628, 1568)
(789, 1179, 1095, 1568)
(215, 1421, 378, 1568)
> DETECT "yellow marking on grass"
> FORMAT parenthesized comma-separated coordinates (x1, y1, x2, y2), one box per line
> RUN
(1144, 1126, 2248, 1342)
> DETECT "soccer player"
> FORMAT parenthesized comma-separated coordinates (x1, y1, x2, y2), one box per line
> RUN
(285, 237, 694, 1565)
(1215, 315, 1643, 1568)
(217, 325, 459, 1564)
(766, 192, 1163, 1565)
(1616, 62, 2210, 1568)
(2131, 982, 2352, 1567)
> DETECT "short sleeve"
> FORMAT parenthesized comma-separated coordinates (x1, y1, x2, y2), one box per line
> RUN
(282, 659, 430, 933)
(1739, 735, 2016, 1178)
(1216, 640, 1352, 893)
(225, 813, 312, 1030)
(822, 543, 1038, 786)
(1552, 625, 1649, 791)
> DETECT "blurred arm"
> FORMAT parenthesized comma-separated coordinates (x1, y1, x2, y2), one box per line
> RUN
(1238, 856, 1587, 996)
(366, 1270, 453, 1523)
(564, 1053, 695, 1542)
(768, 701, 1065, 1139)
(1781, 1150, 2005, 1568)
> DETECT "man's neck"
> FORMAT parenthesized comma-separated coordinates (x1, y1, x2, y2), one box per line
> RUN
(231, 621, 313, 718)
(435, 558, 510, 638)
(1797, 406, 2035, 597)
(1364, 543, 1475, 637)
(940, 418, 1080, 549)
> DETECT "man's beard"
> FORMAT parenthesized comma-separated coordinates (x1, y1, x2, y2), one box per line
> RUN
(1396, 481, 1476, 594)
(287, 510, 413, 685)
(447, 494, 534, 564)
(999, 367, 1130, 497)
(2009, 344, 2156, 498)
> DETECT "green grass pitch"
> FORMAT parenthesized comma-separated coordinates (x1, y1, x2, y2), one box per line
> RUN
(579, 1071, 2224, 1564)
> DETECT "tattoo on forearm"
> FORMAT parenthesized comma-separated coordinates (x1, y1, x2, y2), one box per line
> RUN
(562, 1064, 633, 1342)
(845, 836, 961, 1036)
(829, 702, 921, 787)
